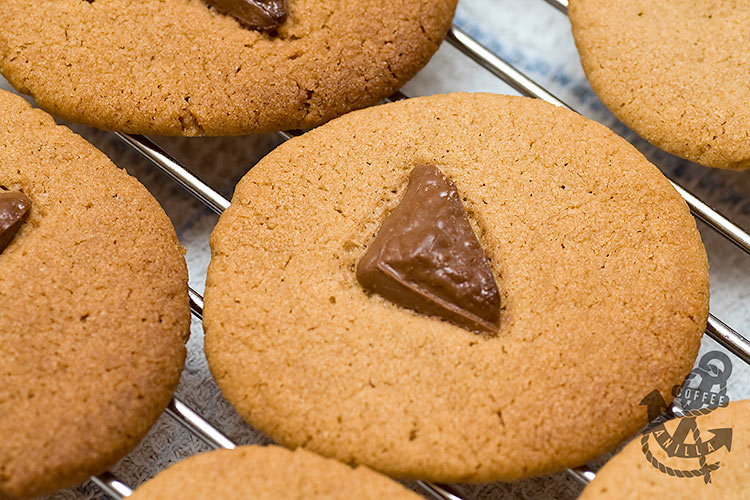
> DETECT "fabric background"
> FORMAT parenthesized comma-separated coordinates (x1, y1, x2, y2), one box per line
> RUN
(3, 0, 749, 498)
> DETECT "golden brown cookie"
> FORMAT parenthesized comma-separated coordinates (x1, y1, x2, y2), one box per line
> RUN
(0, 0, 456, 136)
(129, 445, 422, 499)
(581, 400, 750, 499)
(0, 90, 190, 499)
(569, 0, 750, 170)
(203, 93, 709, 482)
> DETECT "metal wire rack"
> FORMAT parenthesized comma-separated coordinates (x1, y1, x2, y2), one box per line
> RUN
(75, 0, 750, 498)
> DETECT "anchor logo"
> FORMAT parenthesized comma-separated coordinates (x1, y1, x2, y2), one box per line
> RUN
(639, 351, 733, 483)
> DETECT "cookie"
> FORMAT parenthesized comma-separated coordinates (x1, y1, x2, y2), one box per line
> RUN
(569, 0, 750, 170)
(129, 445, 422, 499)
(0, 0, 456, 136)
(0, 90, 190, 499)
(580, 400, 750, 499)
(203, 93, 709, 482)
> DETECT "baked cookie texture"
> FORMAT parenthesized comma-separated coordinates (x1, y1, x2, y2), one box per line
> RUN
(0, 90, 190, 499)
(569, 0, 750, 170)
(203, 93, 709, 482)
(0, 0, 456, 136)
(580, 400, 750, 499)
(128, 445, 423, 499)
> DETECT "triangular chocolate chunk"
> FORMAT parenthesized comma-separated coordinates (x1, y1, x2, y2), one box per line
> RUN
(357, 164, 501, 334)
(204, 0, 287, 31)
(0, 191, 31, 252)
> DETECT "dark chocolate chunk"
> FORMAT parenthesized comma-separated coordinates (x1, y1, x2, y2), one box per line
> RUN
(0, 191, 31, 252)
(357, 164, 501, 334)
(204, 0, 287, 31)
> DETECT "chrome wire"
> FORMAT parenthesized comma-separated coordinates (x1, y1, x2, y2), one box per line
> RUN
(544, 0, 569, 15)
(446, 26, 565, 108)
(189, 287, 204, 320)
(707, 314, 750, 365)
(418, 481, 467, 500)
(166, 398, 237, 450)
(565, 466, 597, 486)
(115, 133, 229, 215)
(91, 472, 133, 500)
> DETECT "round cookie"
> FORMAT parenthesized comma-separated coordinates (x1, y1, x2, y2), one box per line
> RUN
(203, 93, 709, 482)
(580, 400, 750, 499)
(569, 0, 750, 170)
(129, 445, 422, 499)
(0, 0, 456, 136)
(0, 90, 190, 499)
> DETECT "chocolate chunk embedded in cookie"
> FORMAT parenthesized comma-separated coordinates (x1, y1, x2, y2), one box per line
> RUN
(356, 164, 501, 334)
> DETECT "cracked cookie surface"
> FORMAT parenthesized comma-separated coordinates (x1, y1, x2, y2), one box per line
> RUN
(0, 0, 456, 136)
(203, 93, 710, 482)
(0, 90, 190, 499)
(570, 0, 750, 170)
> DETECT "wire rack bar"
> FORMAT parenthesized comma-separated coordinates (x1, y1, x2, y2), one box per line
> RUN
(166, 398, 238, 450)
(90, 473, 132, 500)
(545, 0, 569, 15)
(417, 481, 466, 500)
(565, 466, 597, 486)
(446, 26, 565, 108)
(115, 133, 230, 215)
(276, 129, 302, 141)
(189, 287, 205, 319)
(672, 184, 750, 255)
(445, 25, 750, 257)
(166, 397, 236, 450)
(707, 314, 750, 364)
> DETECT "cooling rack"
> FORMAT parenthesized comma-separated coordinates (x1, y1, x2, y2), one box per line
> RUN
(48, 0, 748, 498)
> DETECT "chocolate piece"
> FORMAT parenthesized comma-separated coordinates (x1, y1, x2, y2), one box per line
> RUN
(357, 165, 501, 334)
(0, 191, 31, 252)
(204, 0, 287, 31)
